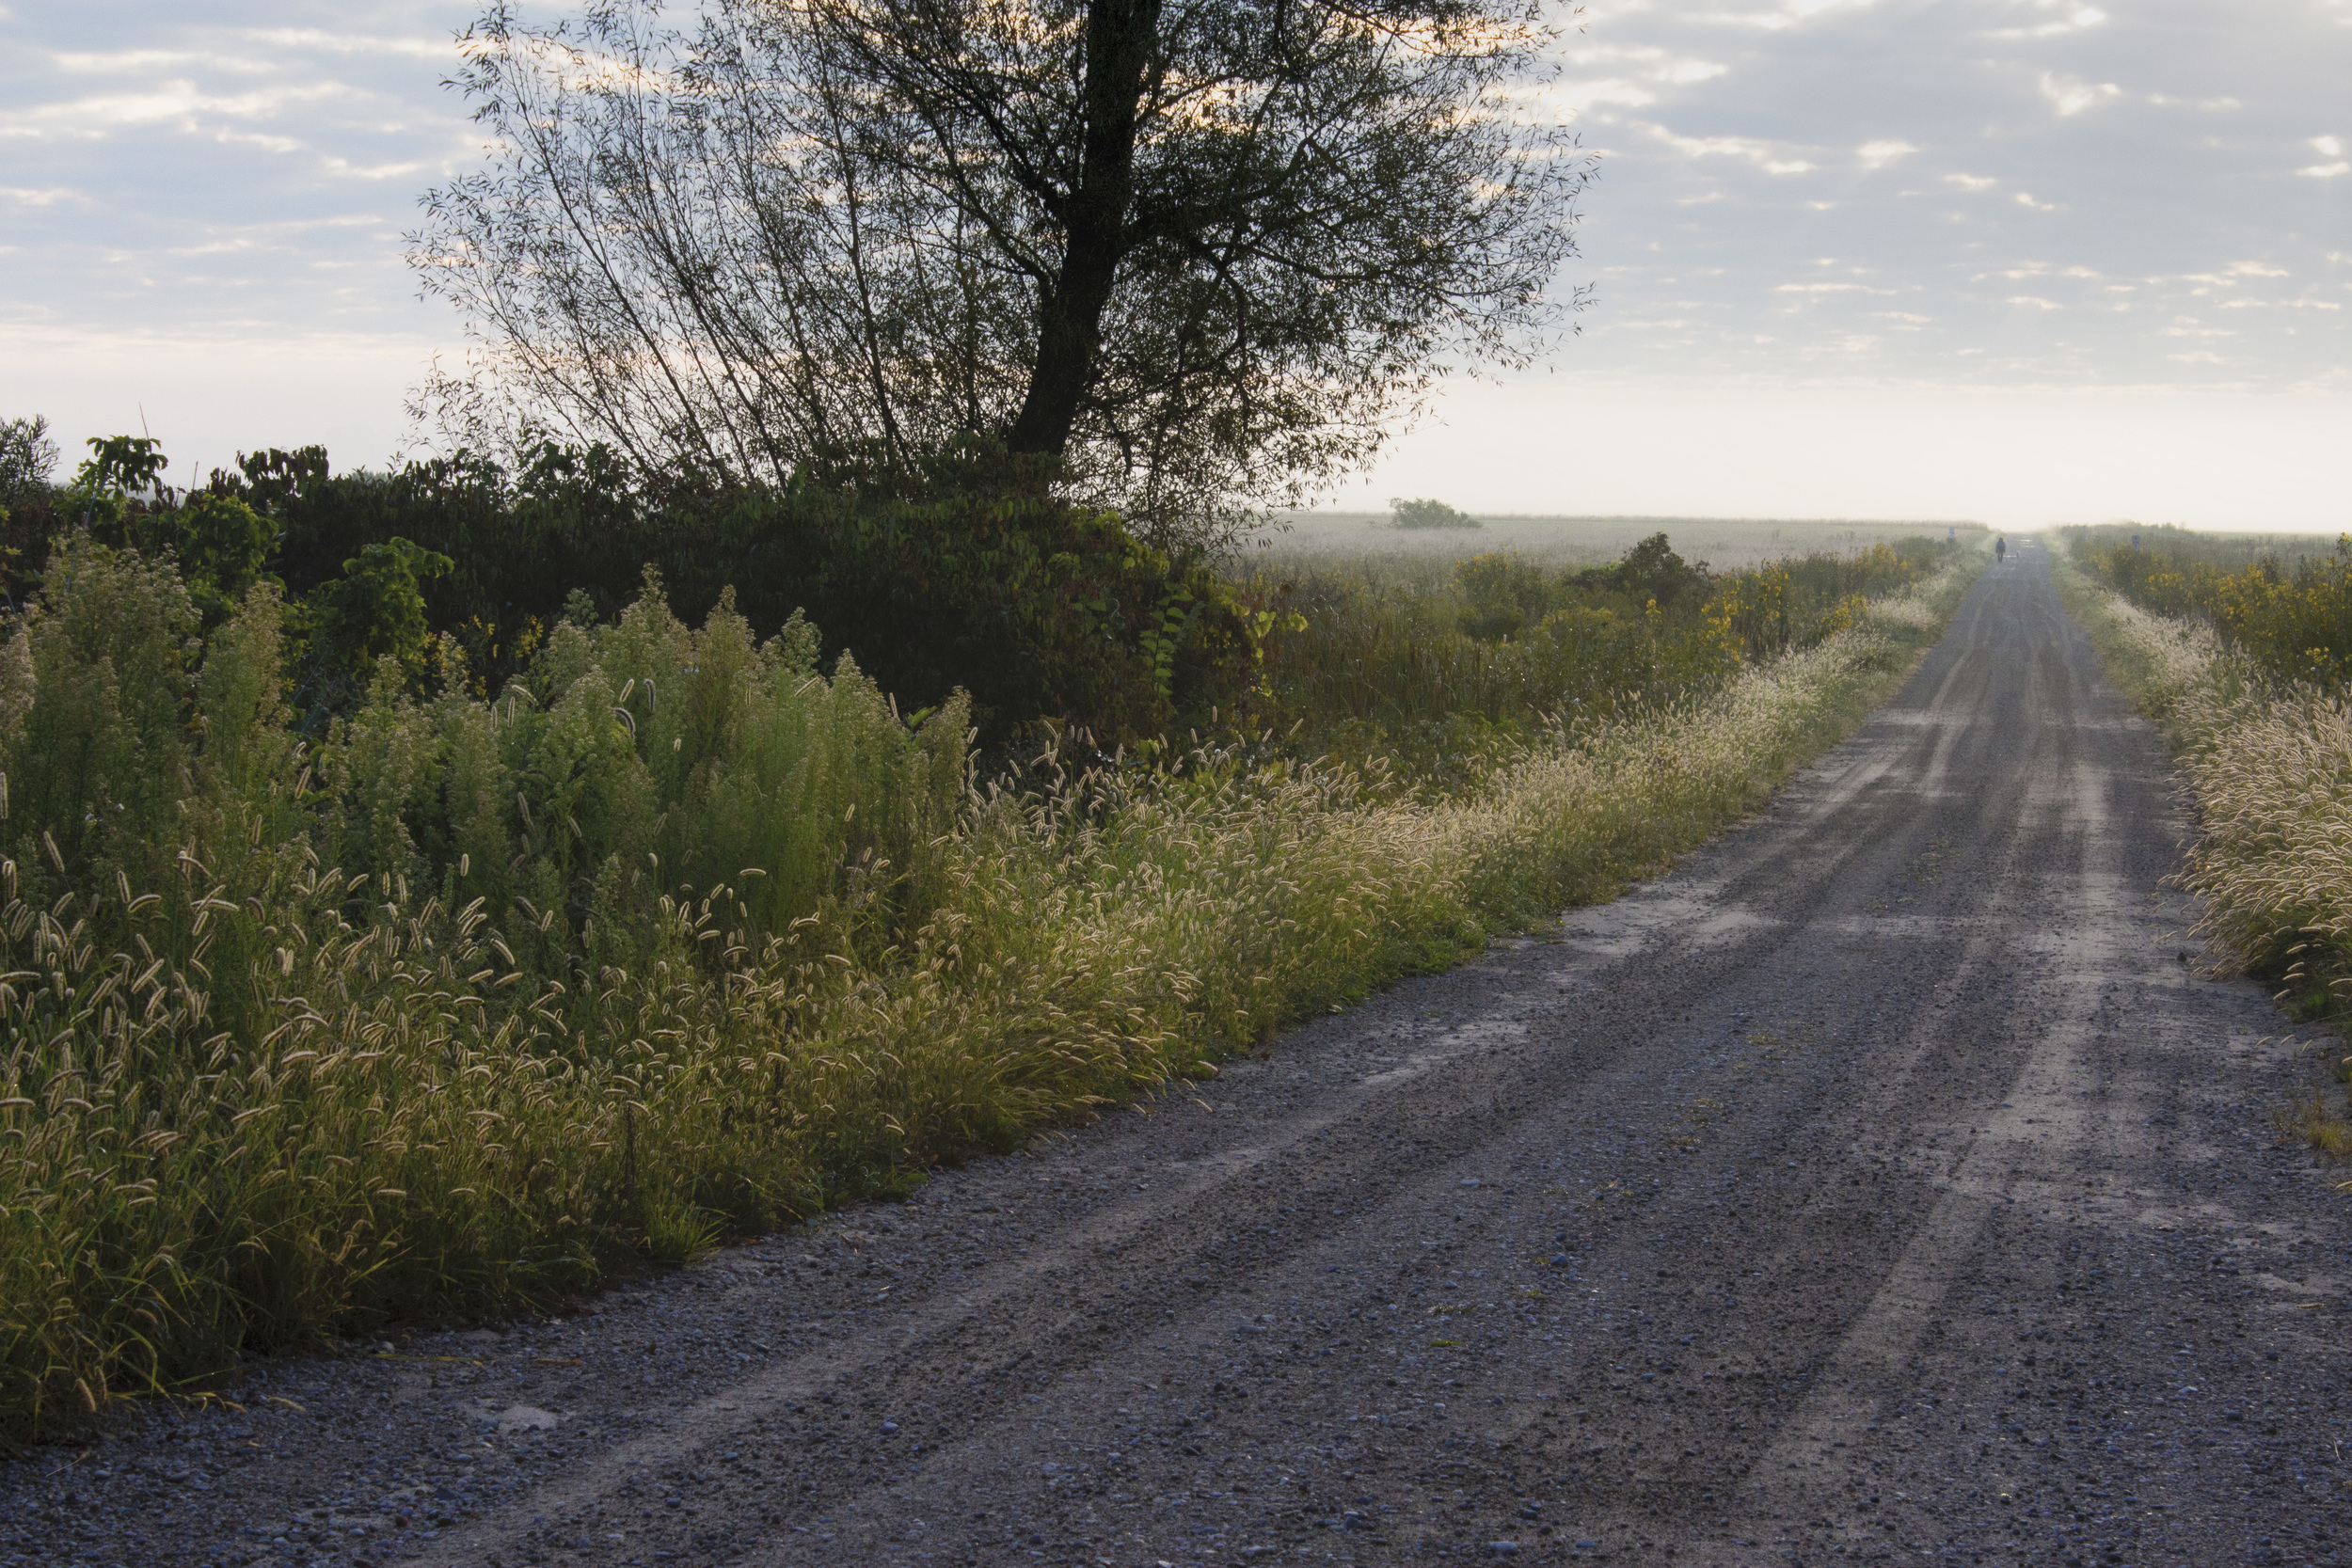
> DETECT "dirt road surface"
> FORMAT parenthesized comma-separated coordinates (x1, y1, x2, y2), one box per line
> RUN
(14, 545, 2352, 1566)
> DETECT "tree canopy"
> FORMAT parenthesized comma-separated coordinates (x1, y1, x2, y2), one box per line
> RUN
(414, 0, 1592, 548)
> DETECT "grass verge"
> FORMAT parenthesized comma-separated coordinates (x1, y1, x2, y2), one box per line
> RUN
(0, 548, 1979, 1442)
(2052, 552, 2352, 1148)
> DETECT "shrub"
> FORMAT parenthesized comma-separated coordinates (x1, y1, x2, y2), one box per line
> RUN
(195, 437, 1256, 742)
(2071, 527, 2352, 689)
(300, 536, 456, 690)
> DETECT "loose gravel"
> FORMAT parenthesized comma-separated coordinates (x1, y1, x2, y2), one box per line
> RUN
(11, 542, 2351, 1566)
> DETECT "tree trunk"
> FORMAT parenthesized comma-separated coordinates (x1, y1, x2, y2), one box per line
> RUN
(1006, 0, 1161, 458)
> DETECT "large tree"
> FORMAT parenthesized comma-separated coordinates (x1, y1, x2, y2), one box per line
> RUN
(414, 0, 1591, 547)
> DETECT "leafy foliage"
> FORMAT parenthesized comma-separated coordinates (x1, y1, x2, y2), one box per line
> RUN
(301, 536, 455, 688)
(0, 417, 57, 511)
(2068, 524, 2352, 689)
(7, 430, 1256, 744)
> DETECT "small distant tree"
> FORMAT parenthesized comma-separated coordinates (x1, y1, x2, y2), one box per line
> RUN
(1571, 531, 1708, 608)
(1388, 497, 1481, 531)
(0, 417, 58, 509)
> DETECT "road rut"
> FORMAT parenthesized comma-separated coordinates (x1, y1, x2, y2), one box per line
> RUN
(14, 543, 2351, 1566)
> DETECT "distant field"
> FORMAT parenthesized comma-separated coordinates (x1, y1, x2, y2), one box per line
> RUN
(1240, 513, 1991, 574)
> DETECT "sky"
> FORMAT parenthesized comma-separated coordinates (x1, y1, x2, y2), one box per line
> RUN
(2, 0, 2347, 530)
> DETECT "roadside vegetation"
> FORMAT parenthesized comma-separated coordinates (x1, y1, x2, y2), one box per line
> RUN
(0, 414, 1975, 1437)
(1245, 533, 1943, 783)
(2058, 527, 2352, 1152)
(2064, 523, 2352, 687)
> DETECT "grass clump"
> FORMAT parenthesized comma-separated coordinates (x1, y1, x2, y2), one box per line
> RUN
(0, 533, 1975, 1442)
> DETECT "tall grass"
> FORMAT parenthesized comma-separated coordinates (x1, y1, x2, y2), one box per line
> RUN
(0, 537, 1977, 1441)
(2054, 553, 2352, 1147)
(1243, 537, 1944, 782)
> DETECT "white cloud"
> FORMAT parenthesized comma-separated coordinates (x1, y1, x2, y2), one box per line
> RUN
(2040, 72, 2122, 117)
(1988, 5, 2107, 40)
(1979, 263, 2101, 281)
(2314, 135, 2345, 155)
(2299, 161, 2352, 178)
(1552, 79, 1667, 113)
(1856, 139, 1916, 168)
(235, 29, 455, 61)
(215, 130, 305, 154)
(2008, 296, 2062, 309)
(1687, 0, 1883, 32)
(318, 157, 430, 182)
(52, 48, 277, 75)
(1649, 125, 1819, 172)
(0, 81, 349, 140)
(1548, 44, 1731, 117)
(1945, 172, 1998, 192)
(2014, 192, 2058, 211)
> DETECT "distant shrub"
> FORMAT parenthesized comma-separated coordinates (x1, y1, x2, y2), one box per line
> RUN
(1454, 551, 1566, 641)
(1388, 497, 1481, 531)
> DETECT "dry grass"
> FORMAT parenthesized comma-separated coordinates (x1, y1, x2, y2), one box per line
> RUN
(2056, 553, 2352, 1152)
(0, 544, 1979, 1441)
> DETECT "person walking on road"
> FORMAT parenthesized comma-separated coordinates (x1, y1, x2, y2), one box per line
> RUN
(1995, 536, 2006, 565)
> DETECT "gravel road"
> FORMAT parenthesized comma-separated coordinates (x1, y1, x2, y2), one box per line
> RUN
(15, 543, 2352, 1566)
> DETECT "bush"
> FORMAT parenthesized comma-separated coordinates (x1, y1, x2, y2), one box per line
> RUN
(191, 438, 1257, 742)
